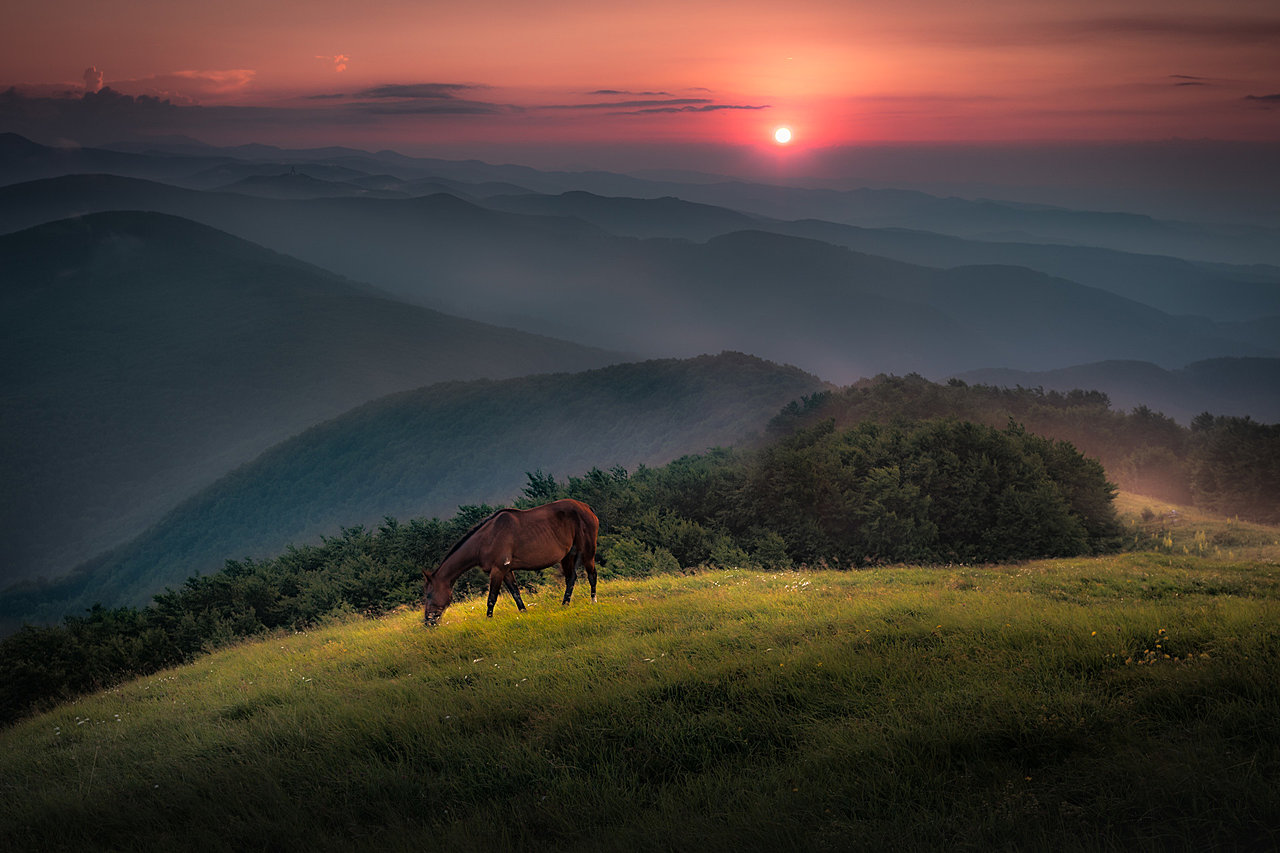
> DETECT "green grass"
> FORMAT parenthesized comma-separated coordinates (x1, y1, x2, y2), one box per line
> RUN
(3, 541, 1279, 852)
(1116, 491, 1280, 558)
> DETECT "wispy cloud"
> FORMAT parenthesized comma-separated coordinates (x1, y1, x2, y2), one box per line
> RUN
(1046, 15, 1280, 43)
(543, 96, 770, 114)
(550, 97, 714, 110)
(343, 82, 509, 115)
(316, 54, 349, 73)
(168, 70, 255, 91)
(1243, 93, 1280, 107)
(110, 69, 256, 102)
(352, 100, 508, 116)
(356, 83, 485, 99)
(624, 104, 771, 115)
(588, 89, 672, 96)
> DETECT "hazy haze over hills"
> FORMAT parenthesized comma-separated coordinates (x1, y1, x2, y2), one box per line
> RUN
(5, 134, 1279, 266)
(0, 171, 1272, 387)
(483, 191, 1280, 323)
(0, 211, 621, 585)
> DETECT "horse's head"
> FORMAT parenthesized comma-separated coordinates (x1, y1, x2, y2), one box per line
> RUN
(422, 570, 454, 627)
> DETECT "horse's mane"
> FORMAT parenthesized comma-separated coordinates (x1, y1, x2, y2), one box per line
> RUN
(436, 508, 510, 567)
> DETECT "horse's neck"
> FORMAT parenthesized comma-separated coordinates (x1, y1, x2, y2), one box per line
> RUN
(435, 540, 479, 588)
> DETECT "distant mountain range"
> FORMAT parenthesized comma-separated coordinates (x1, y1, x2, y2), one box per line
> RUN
(0, 174, 1272, 386)
(5, 133, 1279, 265)
(483, 191, 1280, 323)
(1, 353, 825, 625)
(0, 211, 620, 584)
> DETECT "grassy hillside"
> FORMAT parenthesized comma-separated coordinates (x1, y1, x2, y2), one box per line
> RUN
(3, 538, 1277, 851)
(13, 353, 823, 617)
(0, 211, 621, 584)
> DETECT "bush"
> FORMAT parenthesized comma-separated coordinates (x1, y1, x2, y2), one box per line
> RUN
(600, 536, 680, 578)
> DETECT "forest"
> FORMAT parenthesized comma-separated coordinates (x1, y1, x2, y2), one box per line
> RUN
(769, 374, 1280, 523)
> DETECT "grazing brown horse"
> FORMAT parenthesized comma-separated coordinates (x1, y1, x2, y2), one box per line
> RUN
(423, 499, 599, 626)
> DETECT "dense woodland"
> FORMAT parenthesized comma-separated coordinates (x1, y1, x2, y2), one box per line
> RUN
(769, 374, 1280, 523)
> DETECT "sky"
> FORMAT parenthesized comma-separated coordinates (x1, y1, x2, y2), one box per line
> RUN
(2, 0, 1279, 174)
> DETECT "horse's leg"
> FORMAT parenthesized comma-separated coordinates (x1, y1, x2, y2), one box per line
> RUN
(503, 572, 527, 612)
(561, 550, 577, 606)
(581, 541, 598, 604)
(486, 569, 504, 618)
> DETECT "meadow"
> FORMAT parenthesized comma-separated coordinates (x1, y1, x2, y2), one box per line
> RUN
(2, 500, 1278, 852)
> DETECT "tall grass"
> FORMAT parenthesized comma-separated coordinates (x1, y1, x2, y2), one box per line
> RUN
(2, 552, 1278, 852)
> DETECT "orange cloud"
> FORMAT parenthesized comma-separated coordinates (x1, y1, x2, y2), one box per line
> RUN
(107, 69, 256, 103)
(316, 54, 349, 73)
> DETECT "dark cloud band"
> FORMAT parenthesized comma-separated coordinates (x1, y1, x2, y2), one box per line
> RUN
(355, 83, 484, 100)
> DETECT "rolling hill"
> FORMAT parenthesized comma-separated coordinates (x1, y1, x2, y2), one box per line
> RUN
(4, 353, 824, 622)
(0, 211, 621, 585)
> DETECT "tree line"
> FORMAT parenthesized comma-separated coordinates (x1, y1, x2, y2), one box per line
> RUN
(767, 375, 1278, 524)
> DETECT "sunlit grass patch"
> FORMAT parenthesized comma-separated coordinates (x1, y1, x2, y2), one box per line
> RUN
(3, 553, 1278, 851)
(1116, 490, 1280, 561)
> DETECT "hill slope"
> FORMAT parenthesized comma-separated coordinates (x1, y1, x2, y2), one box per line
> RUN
(0, 211, 621, 584)
(14, 353, 824, 617)
(2, 555, 1277, 851)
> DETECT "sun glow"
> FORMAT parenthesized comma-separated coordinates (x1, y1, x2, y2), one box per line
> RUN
(773, 126, 792, 144)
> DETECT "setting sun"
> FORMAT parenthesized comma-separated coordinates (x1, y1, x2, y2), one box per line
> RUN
(773, 127, 792, 144)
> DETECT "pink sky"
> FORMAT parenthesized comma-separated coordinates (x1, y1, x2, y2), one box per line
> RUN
(4, 0, 1278, 159)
